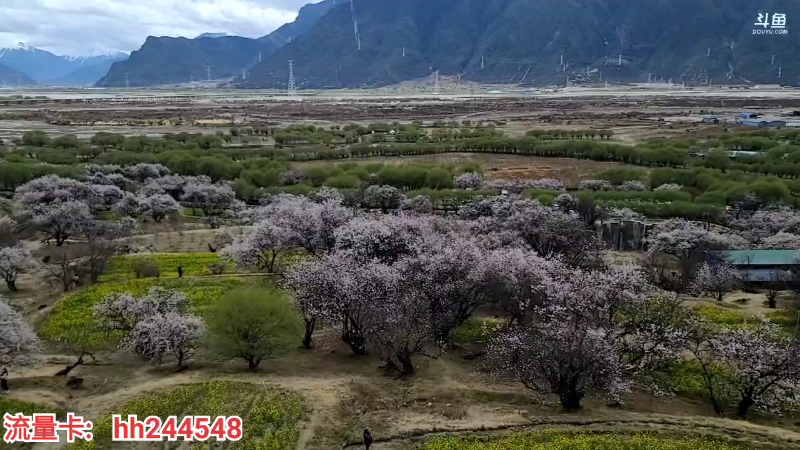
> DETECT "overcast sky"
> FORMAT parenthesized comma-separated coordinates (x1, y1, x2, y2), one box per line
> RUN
(0, 0, 316, 56)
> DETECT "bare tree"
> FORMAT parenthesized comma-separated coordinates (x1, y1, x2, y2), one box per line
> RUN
(40, 250, 83, 293)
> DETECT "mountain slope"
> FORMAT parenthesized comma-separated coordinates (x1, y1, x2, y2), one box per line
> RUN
(240, 0, 800, 88)
(96, 36, 271, 87)
(260, 0, 340, 47)
(0, 44, 128, 85)
(0, 61, 36, 86)
(50, 55, 129, 86)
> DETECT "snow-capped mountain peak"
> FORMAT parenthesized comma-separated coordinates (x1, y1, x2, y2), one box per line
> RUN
(194, 32, 238, 39)
(0, 42, 40, 58)
(7, 42, 36, 52)
(63, 48, 128, 63)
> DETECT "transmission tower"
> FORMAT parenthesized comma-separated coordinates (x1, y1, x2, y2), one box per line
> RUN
(206, 65, 212, 82)
(242, 68, 247, 81)
(480, 55, 485, 69)
(433, 70, 440, 93)
(288, 60, 297, 98)
(124, 72, 130, 88)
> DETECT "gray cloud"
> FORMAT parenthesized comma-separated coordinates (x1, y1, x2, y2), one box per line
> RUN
(0, 0, 317, 55)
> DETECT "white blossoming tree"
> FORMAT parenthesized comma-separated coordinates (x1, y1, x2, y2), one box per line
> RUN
(690, 261, 743, 302)
(123, 312, 204, 369)
(0, 299, 41, 365)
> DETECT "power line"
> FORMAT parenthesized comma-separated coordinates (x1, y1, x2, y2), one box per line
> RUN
(350, 0, 362, 50)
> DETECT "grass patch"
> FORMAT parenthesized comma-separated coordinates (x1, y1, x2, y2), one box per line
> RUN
(691, 304, 748, 327)
(766, 309, 800, 330)
(72, 381, 307, 450)
(420, 429, 740, 449)
(41, 277, 248, 348)
(451, 317, 503, 344)
(659, 360, 712, 401)
(102, 252, 233, 281)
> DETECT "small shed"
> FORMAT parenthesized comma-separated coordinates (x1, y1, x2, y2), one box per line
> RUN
(739, 119, 786, 128)
(702, 116, 720, 124)
(711, 250, 800, 282)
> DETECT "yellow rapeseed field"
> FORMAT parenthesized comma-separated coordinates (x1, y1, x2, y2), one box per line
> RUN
(421, 430, 740, 449)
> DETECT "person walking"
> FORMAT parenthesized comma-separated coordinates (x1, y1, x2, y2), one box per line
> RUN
(1, 368, 9, 394)
(363, 428, 373, 450)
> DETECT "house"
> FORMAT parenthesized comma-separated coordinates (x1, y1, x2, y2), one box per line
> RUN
(711, 250, 800, 282)
(738, 112, 760, 120)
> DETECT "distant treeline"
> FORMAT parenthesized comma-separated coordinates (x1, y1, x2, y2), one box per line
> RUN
(2, 129, 800, 221)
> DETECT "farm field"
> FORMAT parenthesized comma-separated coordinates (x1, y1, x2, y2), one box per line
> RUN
(293, 153, 629, 186)
(4, 92, 800, 449)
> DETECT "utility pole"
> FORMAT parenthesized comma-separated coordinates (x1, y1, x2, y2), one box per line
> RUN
(771, 54, 776, 65)
(481, 55, 485, 69)
(433, 70, 439, 93)
(402, 46, 405, 57)
(242, 68, 247, 81)
(618, 54, 622, 66)
(288, 60, 297, 98)
(206, 65, 211, 82)
(124, 72, 130, 88)
(778, 67, 782, 79)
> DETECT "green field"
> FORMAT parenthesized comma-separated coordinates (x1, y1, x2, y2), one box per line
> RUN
(41, 277, 248, 348)
(102, 253, 233, 281)
(72, 381, 307, 449)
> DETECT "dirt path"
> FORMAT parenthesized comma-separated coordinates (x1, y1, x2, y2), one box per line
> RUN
(295, 406, 321, 450)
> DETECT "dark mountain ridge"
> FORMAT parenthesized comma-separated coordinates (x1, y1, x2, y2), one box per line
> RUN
(97, 0, 339, 87)
(239, 0, 800, 89)
(96, 36, 272, 87)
